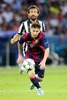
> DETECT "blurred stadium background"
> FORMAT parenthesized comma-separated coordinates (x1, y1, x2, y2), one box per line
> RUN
(0, 0, 67, 66)
(0, 0, 67, 100)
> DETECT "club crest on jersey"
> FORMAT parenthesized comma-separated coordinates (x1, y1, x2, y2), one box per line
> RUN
(35, 39, 38, 43)
(28, 39, 38, 48)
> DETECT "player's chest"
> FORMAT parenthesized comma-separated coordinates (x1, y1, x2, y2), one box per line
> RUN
(27, 39, 39, 48)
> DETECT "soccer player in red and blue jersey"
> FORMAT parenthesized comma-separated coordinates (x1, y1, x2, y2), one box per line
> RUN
(17, 23, 49, 95)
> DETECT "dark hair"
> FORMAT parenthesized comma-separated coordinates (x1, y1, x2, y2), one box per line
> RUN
(28, 5, 40, 14)
(31, 23, 41, 29)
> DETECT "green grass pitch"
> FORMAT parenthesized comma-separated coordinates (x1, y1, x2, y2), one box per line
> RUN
(0, 65, 67, 100)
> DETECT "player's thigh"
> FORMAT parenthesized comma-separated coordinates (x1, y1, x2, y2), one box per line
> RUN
(35, 63, 45, 79)
(28, 70, 35, 78)
(37, 69, 45, 82)
(38, 69, 45, 79)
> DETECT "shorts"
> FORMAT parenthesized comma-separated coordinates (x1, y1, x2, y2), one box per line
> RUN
(35, 62, 45, 78)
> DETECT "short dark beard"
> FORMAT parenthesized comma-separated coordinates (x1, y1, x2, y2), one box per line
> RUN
(31, 17, 36, 21)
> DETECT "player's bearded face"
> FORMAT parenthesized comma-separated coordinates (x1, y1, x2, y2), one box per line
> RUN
(30, 28, 40, 38)
(28, 8, 39, 20)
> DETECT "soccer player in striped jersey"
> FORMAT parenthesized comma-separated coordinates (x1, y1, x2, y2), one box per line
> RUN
(11, 5, 45, 56)
(17, 23, 49, 95)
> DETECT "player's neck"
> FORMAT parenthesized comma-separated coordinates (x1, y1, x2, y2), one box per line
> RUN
(30, 19, 38, 24)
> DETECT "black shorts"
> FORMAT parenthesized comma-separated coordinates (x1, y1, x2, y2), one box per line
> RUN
(35, 62, 45, 78)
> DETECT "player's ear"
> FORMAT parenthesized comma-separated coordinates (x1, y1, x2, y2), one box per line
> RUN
(27, 12, 28, 16)
(37, 13, 39, 17)
(37, 11, 40, 17)
(37, 9, 40, 15)
(27, 12, 30, 17)
(27, 12, 29, 15)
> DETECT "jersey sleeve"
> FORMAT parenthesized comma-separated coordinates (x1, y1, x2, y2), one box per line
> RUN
(18, 22, 25, 35)
(41, 35, 49, 49)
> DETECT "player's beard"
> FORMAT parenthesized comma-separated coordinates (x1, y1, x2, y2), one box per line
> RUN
(30, 15, 37, 21)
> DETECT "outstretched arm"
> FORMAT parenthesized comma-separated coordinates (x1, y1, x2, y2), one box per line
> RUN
(11, 22, 25, 44)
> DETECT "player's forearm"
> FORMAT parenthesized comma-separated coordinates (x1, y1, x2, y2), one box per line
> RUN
(43, 47, 49, 63)
(18, 42, 22, 55)
(11, 34, 20, 44)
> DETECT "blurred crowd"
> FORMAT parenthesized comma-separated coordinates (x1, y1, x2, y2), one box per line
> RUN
(0, 0, 67, 37)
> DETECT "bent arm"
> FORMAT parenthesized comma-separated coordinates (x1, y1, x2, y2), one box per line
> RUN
(43, 47, 49, 63)
(11, 34, 20, 44)
(18, 42, 22, 55)
(17, 34, 26, 64)
(17, 42, 23, 64)
(39, 47, 49, 69)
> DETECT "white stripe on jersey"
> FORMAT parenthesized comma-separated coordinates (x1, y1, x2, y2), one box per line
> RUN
(23, 21, 32, 33)
(18, 23, 23, 34)
(23, 20, 29, 33)
(38, 20, 45, 31)
(22, 42, 28, 56)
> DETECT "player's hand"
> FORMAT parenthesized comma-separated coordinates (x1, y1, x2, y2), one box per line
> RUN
(39, 60, 46, 70)
(11, 38, 14, 44)
(17, 54, 23, 64)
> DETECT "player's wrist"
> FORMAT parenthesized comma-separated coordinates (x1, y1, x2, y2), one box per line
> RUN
(42, 58, 46, 64)
(12, 39, 15, 43)
(18, 49, 22, 55)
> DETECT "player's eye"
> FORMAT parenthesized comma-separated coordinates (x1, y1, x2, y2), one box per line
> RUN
(33, 30, 35, 32)
(30, 11, 33, 13)
(36, 31, 38, 32)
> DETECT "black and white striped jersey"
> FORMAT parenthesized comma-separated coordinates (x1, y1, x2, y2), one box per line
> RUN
(18, 19, 45, 56)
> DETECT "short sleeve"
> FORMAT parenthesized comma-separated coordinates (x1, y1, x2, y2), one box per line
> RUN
(41, 35, 49, 49)
(18, 22, 25, 35)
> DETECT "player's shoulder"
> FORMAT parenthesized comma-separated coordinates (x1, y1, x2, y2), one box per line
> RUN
(38, 20, 45, 28)
(21, 20, 28, 24)
(38, 20, 44, 24)
(24, 20, 28, 23)
(39, 32, 46, 39)
(40, 31, 45, 35)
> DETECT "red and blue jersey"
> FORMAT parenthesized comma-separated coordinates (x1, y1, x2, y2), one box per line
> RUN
(19, 32, 49, 63)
